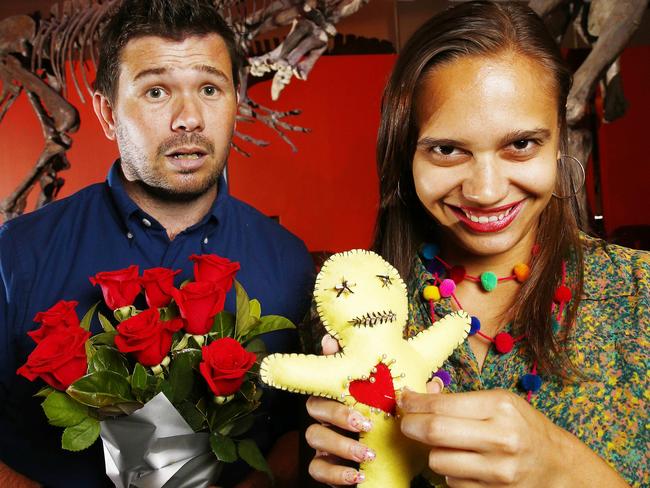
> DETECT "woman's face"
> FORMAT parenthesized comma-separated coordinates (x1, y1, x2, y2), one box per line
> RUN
(412, 51, 560, 258)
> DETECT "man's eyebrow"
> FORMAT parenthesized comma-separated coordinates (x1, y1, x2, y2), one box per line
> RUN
(132, 65, 231, 83)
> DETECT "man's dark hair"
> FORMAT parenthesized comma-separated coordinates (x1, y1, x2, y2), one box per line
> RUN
(95, 0, 245, 103)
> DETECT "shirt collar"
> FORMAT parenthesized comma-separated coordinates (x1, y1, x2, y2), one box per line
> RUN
(106, 160, 230, 230)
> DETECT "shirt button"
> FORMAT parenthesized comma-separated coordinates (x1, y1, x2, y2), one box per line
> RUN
(127, 232, 134, 239)
(142, 218, 152, 227)
(203, 237, 209, 244)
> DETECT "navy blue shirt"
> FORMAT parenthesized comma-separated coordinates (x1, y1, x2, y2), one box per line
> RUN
(0, 162, 314, 487)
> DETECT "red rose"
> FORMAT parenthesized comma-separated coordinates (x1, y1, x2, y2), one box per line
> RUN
(189, 254, 240, 291)
(17, 327, 91, 391)
(199, 338, 256, 396)
(28, 300, 80, 343)
(89, 265, 141, 310)
(114, 308, 183, 366)
(141, 267, 181, 308)
(171, 281, 226, 335)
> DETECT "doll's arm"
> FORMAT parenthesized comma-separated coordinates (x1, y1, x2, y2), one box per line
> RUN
(408, 311, 471, 371)
(261, 352, 359, 400)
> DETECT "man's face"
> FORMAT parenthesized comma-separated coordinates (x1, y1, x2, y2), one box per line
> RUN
(97, 34, 238, 201)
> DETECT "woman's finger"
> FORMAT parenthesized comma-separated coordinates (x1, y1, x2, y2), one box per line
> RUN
(444, 476, 485, 488)
(308, 452, 365, 486)
(305, 423, 376, 464)
(306, 396, 372, 433)
(426, 376, 445, 394)
(401, 414, 497, 451)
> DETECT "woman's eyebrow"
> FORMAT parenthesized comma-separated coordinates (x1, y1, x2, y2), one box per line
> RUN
(416, 137, 469, 148)
(499, 128, 551, 146)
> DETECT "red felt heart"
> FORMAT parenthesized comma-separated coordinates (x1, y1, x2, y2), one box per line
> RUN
(349, 363, 396, 414)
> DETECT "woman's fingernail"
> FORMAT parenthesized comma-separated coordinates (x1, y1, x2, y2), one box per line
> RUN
(349, 411, 372, 432)
(429, 376, 444, 394)
(344, 470, 365, 484)
(352, 445, 376, 462)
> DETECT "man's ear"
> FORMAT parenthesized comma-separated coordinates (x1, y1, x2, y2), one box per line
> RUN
(92, 91, 117, 140)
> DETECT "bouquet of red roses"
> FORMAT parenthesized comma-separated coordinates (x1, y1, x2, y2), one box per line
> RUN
(17, 254, 294, 487)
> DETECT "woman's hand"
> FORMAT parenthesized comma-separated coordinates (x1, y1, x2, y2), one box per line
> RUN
(399, 388, 608, 488)
(304, 334, 374, 486)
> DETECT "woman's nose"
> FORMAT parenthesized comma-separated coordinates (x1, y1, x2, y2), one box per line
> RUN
(461, 156, 509, 206)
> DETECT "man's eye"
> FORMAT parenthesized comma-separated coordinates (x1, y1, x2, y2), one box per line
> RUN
(146, 87, 165, 99)
(202, 86, 218, 96)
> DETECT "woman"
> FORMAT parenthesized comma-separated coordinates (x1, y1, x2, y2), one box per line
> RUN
(304, 2, 648, 487)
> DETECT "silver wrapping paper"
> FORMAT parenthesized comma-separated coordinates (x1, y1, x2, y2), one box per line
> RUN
(100, 392, 222, 488)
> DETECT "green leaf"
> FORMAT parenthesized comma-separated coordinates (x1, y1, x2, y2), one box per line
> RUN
(34, 386, 54, 398)
(238, 381, 258, 403)
(244, 338, 267, 356)
(90, 331, 117, 346)
(114, 306, 138, 322)
(79, 302, 100, 331)
(85, 340, 97, 363)
(169, 350, 201, 404)
(88, 346, 129, 376)
(238, 439, 272, 477)
(67, 371, 134, 408)
(210, 433, 237, 463)
(61, 417, 101, 451)
(228, 415, 255, 437)
(131, 363, 148, 391)
(234, 281, 251, 339)
(177, 401, 206, 432)
(98, 312, 116, 333)
(211, 311, 235, 339)
(247, 315, 296, 339)
(249, 300, 261, 321)
(42, 391, 88, 427)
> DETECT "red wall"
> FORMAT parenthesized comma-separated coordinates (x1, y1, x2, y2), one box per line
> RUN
(1, 49, 648, 250)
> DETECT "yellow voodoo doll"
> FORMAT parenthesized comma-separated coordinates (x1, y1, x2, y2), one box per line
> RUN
(260, 250, 470, 487)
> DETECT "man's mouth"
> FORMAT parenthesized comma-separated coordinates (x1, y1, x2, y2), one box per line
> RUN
(448, 200, 525, 233)
(166, 147, 208, 159)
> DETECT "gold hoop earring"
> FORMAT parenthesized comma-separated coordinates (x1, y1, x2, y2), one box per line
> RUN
(553, 155, 585, 199)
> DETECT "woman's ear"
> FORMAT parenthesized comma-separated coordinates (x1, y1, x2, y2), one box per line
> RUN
(92, 92, 117, 141)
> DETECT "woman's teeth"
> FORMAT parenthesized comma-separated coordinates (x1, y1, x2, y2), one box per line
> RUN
(462, 205, 514, 223)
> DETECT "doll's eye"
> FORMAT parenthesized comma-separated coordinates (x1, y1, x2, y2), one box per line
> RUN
(334, 279, 355, 297)
(376, 275, 392, 288)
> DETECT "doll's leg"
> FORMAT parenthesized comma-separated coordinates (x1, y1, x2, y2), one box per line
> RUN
(358, 412, 429, 488)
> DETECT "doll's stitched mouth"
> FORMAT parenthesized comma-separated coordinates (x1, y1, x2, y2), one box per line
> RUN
(348, 310, 396, 327)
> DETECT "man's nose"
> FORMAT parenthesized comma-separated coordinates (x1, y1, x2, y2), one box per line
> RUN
(171, 95, 204, 132)
(461, 155, 509, 206)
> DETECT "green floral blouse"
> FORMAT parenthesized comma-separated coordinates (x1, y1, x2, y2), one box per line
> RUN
(407, 236, 649, 487)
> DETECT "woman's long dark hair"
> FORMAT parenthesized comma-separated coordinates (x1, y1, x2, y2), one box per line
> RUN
(373, 1, 584, 376)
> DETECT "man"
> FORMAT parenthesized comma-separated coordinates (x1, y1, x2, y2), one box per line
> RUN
(0, 1, 314, 486)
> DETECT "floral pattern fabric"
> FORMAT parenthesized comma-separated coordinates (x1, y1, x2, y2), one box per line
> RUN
(407, 236, 649, 487)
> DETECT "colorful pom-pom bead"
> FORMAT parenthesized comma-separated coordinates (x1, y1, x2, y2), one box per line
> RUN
(433, 369, 452, 387)
(520, 373, 542, 392)
(439, 279, 456, 298)
(422, 243, 439, 260)
(551, 318, 561, 334)
(426, 259, 446, 276)
(449, 265, 466, 284)
(469, 316, 481, 335)
(554, 285, 572, 303)
(423, 285, 441, 301)
(494, 332, 514, 354)
(513, 263, 530, 282)
(480, 272, 498, 292)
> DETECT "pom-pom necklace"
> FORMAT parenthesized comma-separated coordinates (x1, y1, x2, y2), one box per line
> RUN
(420, 243, 572, 402)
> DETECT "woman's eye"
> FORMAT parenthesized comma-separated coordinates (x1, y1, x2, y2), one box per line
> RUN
(146, 87, 166, 99)
(433, 145, 458, 156)
(512, 139, 536, 151)
(202, 85, 218, 96)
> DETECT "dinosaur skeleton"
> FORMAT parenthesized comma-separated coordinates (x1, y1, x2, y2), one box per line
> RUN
(0, 0, 369, 221)
(530, 0, 648, 229)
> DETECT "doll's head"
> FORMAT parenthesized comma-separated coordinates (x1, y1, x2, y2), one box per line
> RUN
(314, 250, 407, 343)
